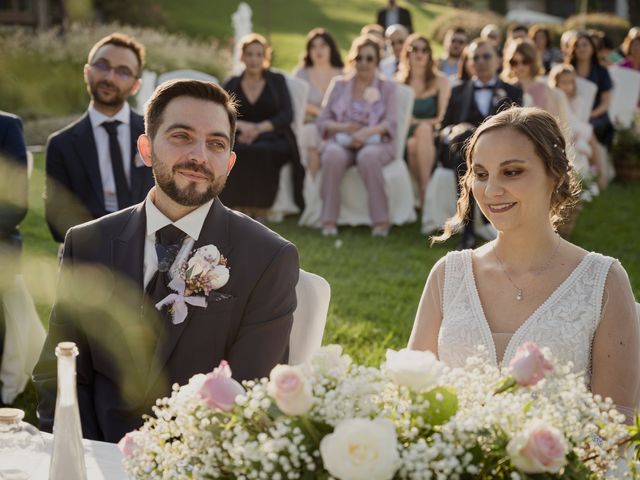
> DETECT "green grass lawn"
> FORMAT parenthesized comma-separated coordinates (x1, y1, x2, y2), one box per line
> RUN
(9, 152, 640, 425)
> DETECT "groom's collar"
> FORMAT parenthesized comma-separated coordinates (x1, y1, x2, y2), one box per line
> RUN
(144, 187, 214, 241)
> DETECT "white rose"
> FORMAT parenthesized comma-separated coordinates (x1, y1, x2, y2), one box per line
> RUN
(309, 344, 352, 378)
(507, 420, 568, 474)
(194, 245, 221, 264)
(187, 255, 212, 278)
(267, 365, 314, 416)
(207, 265, 230, 290)
(320, 418, 399, 480)
(363, 86, 381, 104)
(383, 348, 443, 391)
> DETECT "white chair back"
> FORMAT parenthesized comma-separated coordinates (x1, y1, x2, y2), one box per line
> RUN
(283, 73, 309, 138)
(574, 77, 597, 123)
(133, 69, 158, 114)
(608, 66, 640, 128)
(394, 83, 415, 160)
(156, 69, 219, 86)
(289, 269, 331, 365)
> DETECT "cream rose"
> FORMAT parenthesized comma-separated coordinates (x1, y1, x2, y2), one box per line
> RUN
(268, 365, 314, 416)
(320, 418, 399, 480)
(507, 420, 568, 474)
(194, 244, 221, 264)
(207, 265, 230, 290)
(383, 348, 443, 391)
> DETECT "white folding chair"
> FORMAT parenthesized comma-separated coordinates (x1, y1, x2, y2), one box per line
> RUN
(268, 73, 309, 222)
(288, 269, 331, 365)
(156, 69, 219, 86)
(608, 66, 640, 128)
(299, 82, 418, 228)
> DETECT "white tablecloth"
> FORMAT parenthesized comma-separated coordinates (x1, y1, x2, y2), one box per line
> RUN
(9, 432, 128, 479)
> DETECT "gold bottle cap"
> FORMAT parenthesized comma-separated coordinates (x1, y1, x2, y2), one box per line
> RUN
(55, 341, 79, 356)
(0, 408, 25, 425)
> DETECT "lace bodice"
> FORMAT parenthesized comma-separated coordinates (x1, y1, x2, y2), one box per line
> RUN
(438, 250, 614, 382)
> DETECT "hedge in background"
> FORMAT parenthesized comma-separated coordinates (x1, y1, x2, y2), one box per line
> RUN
(564, 13, 631, 46)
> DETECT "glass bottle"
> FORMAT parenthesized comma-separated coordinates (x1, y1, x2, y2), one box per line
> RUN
(0, 408, 46, 479)
(48, 342, 87, 480)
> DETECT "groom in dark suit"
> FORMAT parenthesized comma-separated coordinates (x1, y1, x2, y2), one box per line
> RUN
(34, 80, 299, 443)
(440, 38, 523, 248)
(45, 33, 154, 243)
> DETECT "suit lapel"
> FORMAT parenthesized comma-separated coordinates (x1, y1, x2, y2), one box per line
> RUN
(146, 198, 232, 390)
(111, 202, 146, 288)
(128, 112, 146, 202)
(72, 114, 104, 208)
(458, 81, 475, 124)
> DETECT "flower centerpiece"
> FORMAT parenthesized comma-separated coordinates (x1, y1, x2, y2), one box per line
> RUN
(121, 343, 639, 479)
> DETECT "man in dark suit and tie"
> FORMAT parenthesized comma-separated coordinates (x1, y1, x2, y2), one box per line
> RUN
(440, 38, 523, 248)
(34, 79, 299, 443)
(44, 33, 154, 243)
(376, 0, 413, 33)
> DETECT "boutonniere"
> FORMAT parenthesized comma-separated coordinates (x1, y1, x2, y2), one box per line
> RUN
(155, 245, 230, 325)
(363, 86, 381, 104)
(493, 88, 507, 107)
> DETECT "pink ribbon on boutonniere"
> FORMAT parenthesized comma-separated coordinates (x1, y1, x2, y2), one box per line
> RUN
(155, 276, 207, 325)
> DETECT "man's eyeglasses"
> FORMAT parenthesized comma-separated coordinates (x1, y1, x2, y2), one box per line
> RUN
(407, 45, 430, 55)
(472, 52, 494, 62)
(90, 61, 137, 81)
(355, 54, 376, 64)
(450, 38, 466, 45)
(509, 58, 531, 67)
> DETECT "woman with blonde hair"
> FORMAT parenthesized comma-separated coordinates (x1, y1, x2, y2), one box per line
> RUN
(397, 33, 451, 206)
(316, 35, 397, 236)
(409, 107, 639, 423)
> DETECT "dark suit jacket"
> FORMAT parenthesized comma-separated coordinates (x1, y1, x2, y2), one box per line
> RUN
(0, 112, 28, 246)
(34, 198, 299, 443)
(44, 110, 153, 242)
(441, 80, 523, 129)
(376, 6, 413, 32)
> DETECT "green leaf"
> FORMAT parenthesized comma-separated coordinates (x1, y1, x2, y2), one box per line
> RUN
(420, 386, 458, 426)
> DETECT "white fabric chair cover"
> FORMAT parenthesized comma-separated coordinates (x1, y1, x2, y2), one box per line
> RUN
(421, 166, 457, 235)
(1, 275, 46, 404)
(608, 66, 640, 128)
(156, 69, 219, 86)
(268, 72, 309, 222)
(574, 77, 597, 123)
(299, 83, 417, 227)
(289, 269, 330, 365)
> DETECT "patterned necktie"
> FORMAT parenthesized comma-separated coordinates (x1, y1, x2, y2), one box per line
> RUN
(101, 120, 132, 210)
(146, 224, 187, 311)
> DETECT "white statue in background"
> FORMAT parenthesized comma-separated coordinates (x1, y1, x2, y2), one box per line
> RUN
(232, 2, 252, 74)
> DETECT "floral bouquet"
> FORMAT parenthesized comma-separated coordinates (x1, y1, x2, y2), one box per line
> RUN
(120, 343, 639, 479)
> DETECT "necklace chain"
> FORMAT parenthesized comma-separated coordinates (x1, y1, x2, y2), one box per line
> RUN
(492, 236, 562, 301)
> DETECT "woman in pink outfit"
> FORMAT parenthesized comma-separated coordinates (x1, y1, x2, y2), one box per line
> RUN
(316, 35, 397, 237)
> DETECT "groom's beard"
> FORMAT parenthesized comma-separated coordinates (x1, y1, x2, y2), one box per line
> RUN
(152, 154, 227, 207)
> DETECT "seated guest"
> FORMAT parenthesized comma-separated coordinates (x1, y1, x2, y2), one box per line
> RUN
(222, 34, 303, 221)
(618, 28, 640, 72)
(45, 33, 153, 243)
(293, 28, 343, 178)
(591, 31, 623, 66)
(397, 33, 451, 206)
(453, 45, 475, 85)
(317, 35, 397, 237)
(440, 38, 523, 248)
(437, 28, 469, 79)
(506, 23, 529, 45)
(480, 24, 504, 58)
(567, 31, 614, 149)
(376, 0, 413, 33)
(501, 39, 562, 119)
(380, 24, 409, 79)
(529, 24, 563, 73)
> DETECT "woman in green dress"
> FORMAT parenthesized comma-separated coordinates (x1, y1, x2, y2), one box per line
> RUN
(397, 33, 451, 207)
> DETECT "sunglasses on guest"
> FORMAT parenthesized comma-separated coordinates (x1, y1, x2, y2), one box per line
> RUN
(355, 54, 376, 63)
(472, 52, 494, 62)
(407, 45, 430, 54)
(509, 58, 531, 67)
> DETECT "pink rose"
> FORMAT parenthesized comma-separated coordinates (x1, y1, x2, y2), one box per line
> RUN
(118, 431, 142, 459)
(198, 360, 244, 411)
(267, 365, 314, 416)
(507, 421, 568, 473)
(509, 342, 553, 387)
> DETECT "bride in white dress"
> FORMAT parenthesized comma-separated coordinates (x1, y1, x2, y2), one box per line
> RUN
(408, 107, 639, 422)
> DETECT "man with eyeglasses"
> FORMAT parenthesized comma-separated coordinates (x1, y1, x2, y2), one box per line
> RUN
(438, 28, 469, 79)
(380, 24, 409, 79)
(45, 33, 154, 243)
(439, 38, 522, 249)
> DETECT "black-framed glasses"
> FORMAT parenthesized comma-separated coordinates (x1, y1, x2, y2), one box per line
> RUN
(407, 45, 430, 54)
(355, 54, 376, 63)
(472, 52, 494, 62)
(509, 58, 531, 67)
(450, 38, 466, 45)
(90, 61, 137, 81)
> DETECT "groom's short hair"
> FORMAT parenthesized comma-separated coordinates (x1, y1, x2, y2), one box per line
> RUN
(145, 80, 238, 149)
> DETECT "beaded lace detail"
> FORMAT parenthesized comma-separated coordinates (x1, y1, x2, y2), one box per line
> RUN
(438, 250, 614, 382)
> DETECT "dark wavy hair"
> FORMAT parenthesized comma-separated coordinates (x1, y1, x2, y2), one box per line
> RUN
(432, 107, 581, 243)
(302, 28, 344, 68)
(566, 31, 599, 68)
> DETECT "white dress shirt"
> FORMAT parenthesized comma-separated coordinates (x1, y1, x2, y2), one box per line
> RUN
(88, 102, 132, 213)
(473, 78, 497, 117)
(379, 55, 399, 79)
(143, 188, 214, 288)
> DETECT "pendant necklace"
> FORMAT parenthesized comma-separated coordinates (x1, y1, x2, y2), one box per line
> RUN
(492, 235, 562, 301)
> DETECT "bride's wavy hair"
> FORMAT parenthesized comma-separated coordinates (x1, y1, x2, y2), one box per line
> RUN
(432, 107, 581, 244)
